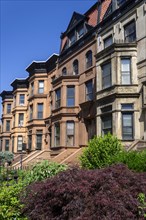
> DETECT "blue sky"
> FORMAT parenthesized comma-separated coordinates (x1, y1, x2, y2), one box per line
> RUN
(0, 0, 97, 116)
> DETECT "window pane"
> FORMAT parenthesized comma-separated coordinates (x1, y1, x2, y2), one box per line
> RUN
(86, 51, 92, 68)
(17, 136, 23, 151)
(38, 81, 44, 94)
(37, 104, 43, 119)
(62, 67, 67, 75)
(73, 60, 78, 75)
(102, 115, 112, 135)
(67, 87, 75, 107)
(121, 59, 130, 71)
(86, 80, 93, 101)
(67, 122, 74, 135)
(55, 123, 60, 147)
(36, 134, 42, 150)
(66, 122, 74, 146)
(5, 140, 9, 151)
(102, 62, 111, 89)
(121, 104, 133, 110)
(123, 114, 132, 126)
(122, 113, 133, 140)
(104, 36, 113, 48)
(20, 94, 25, 104)
(55, 89, 61, 108)
(7, 104, 11, 113)
(122, 75, 131, 84)
(19, 113, 24, 126)
(124, 21, 136, 42)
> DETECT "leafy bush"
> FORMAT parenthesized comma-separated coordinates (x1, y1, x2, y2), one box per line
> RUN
(113, 149, 146, 172)
(0, 182, 27, 220)
(24, 160, 67, 184)
(138, 193, 146, 218)
(80, 133, 123, 169)
(0, 151, 14, 165)
(21, 164, 146, 220)
(0, 160, 67, 219)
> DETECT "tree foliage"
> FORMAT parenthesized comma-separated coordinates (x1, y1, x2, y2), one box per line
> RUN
(21, 164, 146, 220)
(80, 133, 123, 169)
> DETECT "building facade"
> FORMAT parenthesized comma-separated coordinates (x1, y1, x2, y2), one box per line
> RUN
(96, 0, 146, 147)
(0, 0, 145, 162)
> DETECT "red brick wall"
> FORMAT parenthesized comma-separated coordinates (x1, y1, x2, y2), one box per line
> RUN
(100, 0, 111, 21)
(87, 8, 98, 27)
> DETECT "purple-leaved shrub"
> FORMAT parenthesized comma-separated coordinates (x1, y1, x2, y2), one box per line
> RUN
(21, 164, 146, 220)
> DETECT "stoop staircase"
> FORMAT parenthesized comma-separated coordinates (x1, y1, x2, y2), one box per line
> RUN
(127, 140, 146, 151)
(12, 150, 51, 169)
(12, 147, 86, 169)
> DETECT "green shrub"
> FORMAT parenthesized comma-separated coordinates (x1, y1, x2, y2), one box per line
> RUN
(80, 133, 123, 169)
(24, 160, 67, 184)
(0, 160, 67, 219)
(0, 182, 27, 219)
(138, 193, 146, 218)
(0, 151, 14, 165)
(113, 149, 146, 172)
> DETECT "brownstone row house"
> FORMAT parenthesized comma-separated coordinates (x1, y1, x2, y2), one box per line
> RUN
(0, 0, 146, 166)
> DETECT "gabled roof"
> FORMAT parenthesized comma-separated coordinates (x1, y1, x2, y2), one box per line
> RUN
(65, 12, 85, 34)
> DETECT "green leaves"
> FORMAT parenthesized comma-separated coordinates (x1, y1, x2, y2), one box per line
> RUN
(0, 151, 14, 165)
(0, 160, 67, 219)
(138, 193, 146, 218)
(24, 160, 67, 184)
(80, 133, 123, 169)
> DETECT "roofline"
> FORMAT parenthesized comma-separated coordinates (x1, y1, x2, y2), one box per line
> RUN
(25, 53, 59, 70)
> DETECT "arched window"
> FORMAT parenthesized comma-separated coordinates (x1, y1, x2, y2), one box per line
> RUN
(62, 67, 67, 76)
(86, 50, 92, 69)
(73, 59, 79, 75)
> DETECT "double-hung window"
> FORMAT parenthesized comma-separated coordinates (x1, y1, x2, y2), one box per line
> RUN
(69, 32, 76, 46)
(17, 136, 23, 151)
(104, 35, 113, 48)
(101, 105, 112, 135)
(18, 113, 24, 126)
(6, 120, 10, 131)
(73, 60, 78, 75)
(28, 131, 32, 150)
(66, 121, 74, 146)
(55, 88, 61, 109)
(62, 67, 67, 76)
(121, 58, 131, 84)
(38, 81, 44, 94)
(102, 62, 111, 89)
(36, 130, 42, 150)
(86, 80, 93, 101)
(7, 104, 11, 114)
(77, 25, 84, 39)
(37, 103, 43, 119)
(67, 86, 75, 107)
(121, 104, 134, 140)
(54, 123, 60, 147)
(86, 50, 92, 69)
(19, 94, 25, 105)
(124, 20, 136, 42)
(5, 139, 9, 151)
